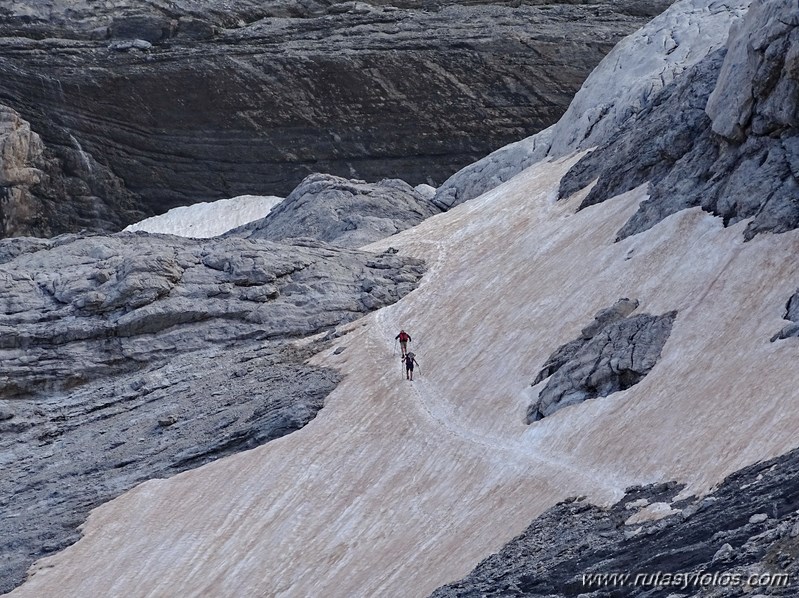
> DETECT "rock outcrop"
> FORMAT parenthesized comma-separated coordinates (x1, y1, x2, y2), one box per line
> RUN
(0, 1, 669, 237)
(432, 446, 799, 597)
(770, 288, 799, 341)
(0, 231, 424, 591)
(559, 0, 799, 241)
(230, 174, 441, 248)
(433, 0, 743, 209)
(527, 299, 676, 422)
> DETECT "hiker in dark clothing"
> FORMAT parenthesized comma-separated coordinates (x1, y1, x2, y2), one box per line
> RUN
(395, 330, 411, 357)
(403, 352, 419, 381)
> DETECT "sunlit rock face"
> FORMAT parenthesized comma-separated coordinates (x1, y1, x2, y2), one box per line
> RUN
(433, 0, 751, 210)
(0, 0, 669, 238)
(560, 0, 799, 241)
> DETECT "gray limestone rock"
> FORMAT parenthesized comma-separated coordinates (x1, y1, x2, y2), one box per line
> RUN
(0, 232, 424, 396)
(532, 298, 639, 385)
(559, 0, 799, 242)
(0, 1, 666, 237)
(229, 173, 442, 248)
(528, 303, 675, 422)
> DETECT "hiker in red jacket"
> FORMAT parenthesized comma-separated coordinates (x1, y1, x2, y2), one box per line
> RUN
(395, 330, 411, 357)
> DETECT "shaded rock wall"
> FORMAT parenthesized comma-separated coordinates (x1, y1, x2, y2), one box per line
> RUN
(0, 1, 666, 237)
(0, 105, 145, 237)
(559, 0, 799, 242)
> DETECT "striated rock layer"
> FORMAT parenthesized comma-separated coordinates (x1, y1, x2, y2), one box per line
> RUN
(0, 0, 670, 237)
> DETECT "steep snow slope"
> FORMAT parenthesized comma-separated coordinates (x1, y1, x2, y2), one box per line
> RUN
(10, 155, 799, 597)
(123, 194, 282, 237)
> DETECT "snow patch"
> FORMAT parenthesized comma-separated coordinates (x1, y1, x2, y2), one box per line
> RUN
(124, 194, 283, 238)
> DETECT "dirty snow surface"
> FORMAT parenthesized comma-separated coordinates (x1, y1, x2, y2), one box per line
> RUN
(11, 155, 799, 597)
(123, 194, 283, 238)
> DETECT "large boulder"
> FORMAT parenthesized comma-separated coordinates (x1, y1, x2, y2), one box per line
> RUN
(230, 173, 441, 248)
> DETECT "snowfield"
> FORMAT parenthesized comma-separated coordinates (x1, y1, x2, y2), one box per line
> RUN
(123, 194, 283, 238)
(11, 154, 799, 597)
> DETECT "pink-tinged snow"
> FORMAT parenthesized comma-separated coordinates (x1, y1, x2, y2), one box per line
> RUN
(10, 155, 799, 597)
(123, 194, 283, 238)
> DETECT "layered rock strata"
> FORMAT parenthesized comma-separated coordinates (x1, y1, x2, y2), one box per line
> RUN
(432, 446, 799, 597)
(559, 0, 799, 241)
(229, 173, 441, 248)
(0, 231, 425, 592)
(527, 299, 676, 422)
(0, 232, 424, 396)
(0, 1, 668, 237)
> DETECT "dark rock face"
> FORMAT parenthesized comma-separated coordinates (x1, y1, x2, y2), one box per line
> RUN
(0, 1, 666, 237)
(431, 445, 799, 597)
(527, 299, 675, 422)
(0, 230, 424, 592)
(559, 0, 799, 242)
(0, 105, 145, 237)
(770, 288, 799, 341)
(229, 173, 441, 248)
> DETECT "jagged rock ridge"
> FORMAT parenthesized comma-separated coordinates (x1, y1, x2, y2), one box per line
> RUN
(0, 0, 670, 237)
(431, 446, 799, 597)
(559, 0, 799, 241)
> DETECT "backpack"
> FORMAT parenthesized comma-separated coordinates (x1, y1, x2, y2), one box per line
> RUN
(399, 331, 409, 342)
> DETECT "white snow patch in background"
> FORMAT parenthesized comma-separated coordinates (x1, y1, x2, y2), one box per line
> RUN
(123, 194, 283, 238)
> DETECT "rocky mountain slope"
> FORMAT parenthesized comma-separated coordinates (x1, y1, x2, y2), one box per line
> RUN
(0, 231, 424, 592)
(4, 0, 799, 597)
(0, 0, 670, 238)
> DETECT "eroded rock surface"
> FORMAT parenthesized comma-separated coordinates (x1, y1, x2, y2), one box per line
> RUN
(0, 231, 424, 592)
(770, 288, 799, 341)
(559, 0, 799, 241)
(0, 232, 424, 396)
(230, 173, 442, 248)
(528, 299, 675, 422)
(432, 445, 799, 597)
(0, 1, 667, 237)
